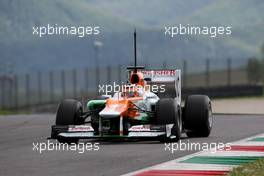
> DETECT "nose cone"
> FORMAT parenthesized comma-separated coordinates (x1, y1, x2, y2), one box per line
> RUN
(99, 108, 121, 118)
(99, 100, 128, 118)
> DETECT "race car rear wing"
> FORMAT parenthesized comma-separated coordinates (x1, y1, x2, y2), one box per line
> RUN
(141, 70, 181, 105)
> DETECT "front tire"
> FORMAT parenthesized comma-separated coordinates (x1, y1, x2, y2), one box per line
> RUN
(55, 99, 84, 143)
(156, 98, 181, 142)
(184, 95, 212, 137)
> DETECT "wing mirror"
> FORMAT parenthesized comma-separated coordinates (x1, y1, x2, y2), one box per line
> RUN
(144, 78, 152, 82)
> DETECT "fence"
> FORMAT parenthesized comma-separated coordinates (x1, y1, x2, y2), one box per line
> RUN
(0, 58, 258, 110)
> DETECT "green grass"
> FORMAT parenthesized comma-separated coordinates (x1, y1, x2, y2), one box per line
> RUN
(0, 109, 17, 115)
(0, 109, 31, 115)
(228, 158, 264, 176)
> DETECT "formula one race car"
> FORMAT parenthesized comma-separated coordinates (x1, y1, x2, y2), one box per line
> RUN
(50, 31, 213, 143)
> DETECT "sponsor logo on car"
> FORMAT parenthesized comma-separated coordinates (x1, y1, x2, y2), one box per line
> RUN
(68, 125, 94, 132)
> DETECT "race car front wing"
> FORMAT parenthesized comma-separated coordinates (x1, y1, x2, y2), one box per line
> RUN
(50, 124, 173, 140)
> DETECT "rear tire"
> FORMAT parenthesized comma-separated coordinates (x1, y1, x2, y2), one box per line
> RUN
(156, 98, 181, 142)
(184, 95, 212, 137)
(55, 99, 84, 143)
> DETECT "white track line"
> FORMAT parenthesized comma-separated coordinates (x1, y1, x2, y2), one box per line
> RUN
(146, 163, 233, 171)
(231, 142, 264, 146)
(198, 151, 264, 156)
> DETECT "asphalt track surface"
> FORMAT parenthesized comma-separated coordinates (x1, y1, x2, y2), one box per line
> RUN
(0, 114, 264, 176)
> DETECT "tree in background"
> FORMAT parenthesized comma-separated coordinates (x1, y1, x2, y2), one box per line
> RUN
(261, 43, 264, 83)
(247, 57, 262, 84)
(247, 43, 264, 85)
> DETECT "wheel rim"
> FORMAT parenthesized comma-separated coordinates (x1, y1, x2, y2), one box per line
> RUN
(208, 103, 213, 128)
(178, 111, 182, 133)
(172, 109, 181, 136)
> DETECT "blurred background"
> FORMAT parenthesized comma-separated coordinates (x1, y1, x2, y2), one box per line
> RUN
(0, 0, 263, 112)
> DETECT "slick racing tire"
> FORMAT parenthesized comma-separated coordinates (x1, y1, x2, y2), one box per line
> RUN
(55, 99, 84, 143)
(184, 95, 212, 137)
(156, 98, 181, 142)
